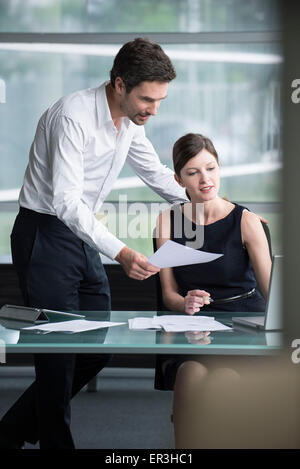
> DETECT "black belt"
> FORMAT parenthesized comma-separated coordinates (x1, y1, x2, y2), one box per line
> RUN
(209, 288, 256, 304)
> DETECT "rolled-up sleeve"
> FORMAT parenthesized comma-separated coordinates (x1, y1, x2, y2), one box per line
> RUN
(49, 115, 125, 260)
(126, 127, 187, 204)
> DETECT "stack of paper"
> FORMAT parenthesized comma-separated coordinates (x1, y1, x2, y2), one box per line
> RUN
(128, 317, 161, 330)
(23, 319, 126, 334)
(129, 315, 231, 332)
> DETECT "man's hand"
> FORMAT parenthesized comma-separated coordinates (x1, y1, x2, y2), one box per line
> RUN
(184, 289, 211, 315)
(115, 246, 160, 280)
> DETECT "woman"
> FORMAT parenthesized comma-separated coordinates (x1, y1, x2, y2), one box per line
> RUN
(155, 133, 272, 446)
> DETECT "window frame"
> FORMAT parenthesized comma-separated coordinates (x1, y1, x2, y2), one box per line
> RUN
(0, 30, 282, 262)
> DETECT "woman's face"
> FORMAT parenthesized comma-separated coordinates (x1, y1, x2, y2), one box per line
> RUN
(175, 149, 220, 203)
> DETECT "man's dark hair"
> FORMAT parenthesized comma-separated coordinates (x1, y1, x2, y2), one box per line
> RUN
(110, 37, 176, 93)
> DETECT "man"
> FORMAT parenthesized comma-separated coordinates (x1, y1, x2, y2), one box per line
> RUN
(0, 38, 187, 449)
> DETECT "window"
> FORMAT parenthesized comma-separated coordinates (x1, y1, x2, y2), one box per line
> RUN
(0, 0, 280, 33)
(0, 0, 282, 262)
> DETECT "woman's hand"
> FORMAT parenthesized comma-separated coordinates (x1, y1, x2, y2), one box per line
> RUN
(184, 289, 211, 315)
(184, 331, 211, 344)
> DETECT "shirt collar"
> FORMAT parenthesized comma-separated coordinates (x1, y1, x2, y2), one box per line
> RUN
(96, 81, 113, 128)
(96, 81, 131, 130)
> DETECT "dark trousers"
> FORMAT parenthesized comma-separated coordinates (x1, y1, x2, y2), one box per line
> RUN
(0, 207, 112, 448)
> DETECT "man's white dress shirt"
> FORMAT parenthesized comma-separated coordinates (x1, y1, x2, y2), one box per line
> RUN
(19, 82, 186, 260)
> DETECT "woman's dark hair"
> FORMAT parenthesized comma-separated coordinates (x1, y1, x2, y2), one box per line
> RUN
(110, 37, 176, 94)
(173, 133, 219, 178)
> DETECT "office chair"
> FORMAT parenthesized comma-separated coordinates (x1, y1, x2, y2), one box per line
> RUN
(175, 355, 300, 449)
(152, 227, 169, 312)
(261, 221, 272, 258)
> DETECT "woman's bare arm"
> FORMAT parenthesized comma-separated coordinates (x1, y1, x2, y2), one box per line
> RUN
(241, 210, 272, 301)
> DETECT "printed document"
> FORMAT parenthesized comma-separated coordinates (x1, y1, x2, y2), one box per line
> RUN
(129, 315, 231, 332)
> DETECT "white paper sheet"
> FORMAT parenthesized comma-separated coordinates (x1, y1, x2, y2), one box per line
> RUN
(161, 322, 231, 332)
(154, 315, 231, 332)
(129, 315, 231, 332)
(23, 319, 126, 334)
(152, 315, 215, 324)
(148, 240, 223, 268)
(128, 318, 161, 330)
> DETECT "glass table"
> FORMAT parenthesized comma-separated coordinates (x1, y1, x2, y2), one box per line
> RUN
(0, 310, 282, 356)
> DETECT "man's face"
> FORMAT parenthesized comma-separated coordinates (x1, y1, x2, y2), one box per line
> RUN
(119, 80, 168, 125)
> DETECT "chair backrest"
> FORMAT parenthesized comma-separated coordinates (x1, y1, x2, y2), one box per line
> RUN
(261, 221, 272, 258)
(152, 228, 170, 311)
(152, 221, 272, 311)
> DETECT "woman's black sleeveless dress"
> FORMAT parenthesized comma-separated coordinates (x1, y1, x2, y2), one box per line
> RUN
(154, 203, 266, 390)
